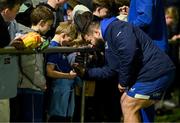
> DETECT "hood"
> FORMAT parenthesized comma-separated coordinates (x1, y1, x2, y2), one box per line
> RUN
(100, 17, 118, 39)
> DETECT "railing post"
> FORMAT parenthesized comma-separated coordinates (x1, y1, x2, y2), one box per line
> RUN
(80, 53, 88, 123)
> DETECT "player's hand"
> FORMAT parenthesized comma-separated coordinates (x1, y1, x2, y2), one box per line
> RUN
(72, 63, 86, 78)
(118, 83, 127, 93)
(75, 52, 85, 65)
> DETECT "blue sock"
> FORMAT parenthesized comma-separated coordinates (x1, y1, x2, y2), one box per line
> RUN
(140, 105, 155, 123)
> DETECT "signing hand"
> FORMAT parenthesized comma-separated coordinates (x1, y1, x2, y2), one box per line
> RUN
(118, 83, 127, 93)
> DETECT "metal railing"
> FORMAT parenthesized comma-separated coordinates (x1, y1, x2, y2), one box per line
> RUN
(0, 46, 95, 54)
(0, 46, 96, 123)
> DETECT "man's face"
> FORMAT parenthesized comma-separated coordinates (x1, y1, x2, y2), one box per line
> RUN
(83, 27, 104, 47)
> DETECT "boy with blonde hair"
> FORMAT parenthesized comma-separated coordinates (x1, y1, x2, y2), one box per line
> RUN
(54, 21, 77, 43)
(46, 21, 79, 122)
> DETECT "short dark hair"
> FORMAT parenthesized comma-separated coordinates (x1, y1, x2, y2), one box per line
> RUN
(73, 11, 101, 35)
(30, 5, 54, 25)
(0, 0, 23, 11)
(92, 0, 111, 12)
(85, 21, 100, 35)
(114, 0, 130, 6)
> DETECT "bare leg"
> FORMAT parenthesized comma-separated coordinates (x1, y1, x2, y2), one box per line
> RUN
(120, 93, 155, 123)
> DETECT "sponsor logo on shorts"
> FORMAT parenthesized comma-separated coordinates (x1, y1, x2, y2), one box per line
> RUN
(130, 87, 135, 92)
(152, 92, 161, 97)
(134, 94, 150, 99)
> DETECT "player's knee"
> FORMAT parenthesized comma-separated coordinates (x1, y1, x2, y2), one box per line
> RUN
(121, 96, 139, 113)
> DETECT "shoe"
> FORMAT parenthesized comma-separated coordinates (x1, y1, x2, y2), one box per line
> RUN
(163, 100, 176, 108)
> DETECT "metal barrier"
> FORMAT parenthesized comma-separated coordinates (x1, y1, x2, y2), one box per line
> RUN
(0, 46, 95, 54)
(0, 46, 96, 123)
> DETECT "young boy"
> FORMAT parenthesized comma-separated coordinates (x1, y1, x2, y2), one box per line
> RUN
(10, 5, 54, 122)
(73, 11, 175, 123)
(46, 21, 78, 122)
(0, 0, 23, 122)
(92, 0, 110, 18)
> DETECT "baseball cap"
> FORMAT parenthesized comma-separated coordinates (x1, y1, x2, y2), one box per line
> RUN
(72, 4, 93, 33)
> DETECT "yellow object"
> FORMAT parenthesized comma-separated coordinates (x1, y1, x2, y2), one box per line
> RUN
(0, 99, 10, 122)
(75, 80, 96, 97)
(21, 32, 42, 49)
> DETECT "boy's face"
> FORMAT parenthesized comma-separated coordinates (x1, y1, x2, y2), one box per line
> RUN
(53, 32, 73, 46)
(98, 7, 109, 18)
(165, 15, 175, 26)
(66, 9, 73, 21)
(2, 4, 20, 22)
(39, 20, 53, 35)
(60, 33, 73, 46)
(55, 0, 68, 6)
(95, 7, 109, 18)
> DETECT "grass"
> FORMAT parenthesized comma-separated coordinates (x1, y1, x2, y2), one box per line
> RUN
(155, 107, 180, 122)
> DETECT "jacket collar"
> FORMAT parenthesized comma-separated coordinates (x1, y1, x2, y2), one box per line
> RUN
(100, 17, 117, 39)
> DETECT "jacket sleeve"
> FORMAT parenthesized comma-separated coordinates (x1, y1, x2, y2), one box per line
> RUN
(87, 65, 117, 80)
(132, 0, 153, 28)
(112, 24, 137, 87)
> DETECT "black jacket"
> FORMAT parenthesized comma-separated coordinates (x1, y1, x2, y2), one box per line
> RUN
(0, 14, 11, 48)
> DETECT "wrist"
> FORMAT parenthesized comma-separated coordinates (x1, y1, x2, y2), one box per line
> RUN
(51, 39, 60, 43)
(52, 35, 61, 43)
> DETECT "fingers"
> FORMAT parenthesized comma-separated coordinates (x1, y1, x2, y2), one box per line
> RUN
(120, 92, 127, 104)
(72, 63, 86, 78)
(118, 83, 126, 93)
(75, 53, 85, 65)
(10, 39, 25, 50)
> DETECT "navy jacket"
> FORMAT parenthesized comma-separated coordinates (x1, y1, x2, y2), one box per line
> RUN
(128, 0, 168, 52)
(88, 17, 175, 87)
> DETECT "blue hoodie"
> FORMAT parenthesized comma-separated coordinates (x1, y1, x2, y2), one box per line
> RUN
(88, 17, 175, 87)
(128, 0, 168, 52)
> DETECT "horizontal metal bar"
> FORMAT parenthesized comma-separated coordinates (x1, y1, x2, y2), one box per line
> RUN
(0, 46, 96, 54)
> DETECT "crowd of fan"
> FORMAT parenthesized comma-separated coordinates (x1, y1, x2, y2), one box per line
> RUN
(0, 0, 179, 122)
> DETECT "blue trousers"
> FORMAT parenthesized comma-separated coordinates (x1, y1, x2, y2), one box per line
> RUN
(49, 79, 75, 117)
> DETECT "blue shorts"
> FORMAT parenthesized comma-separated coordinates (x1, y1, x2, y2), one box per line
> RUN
(127, 70, 175, 100)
